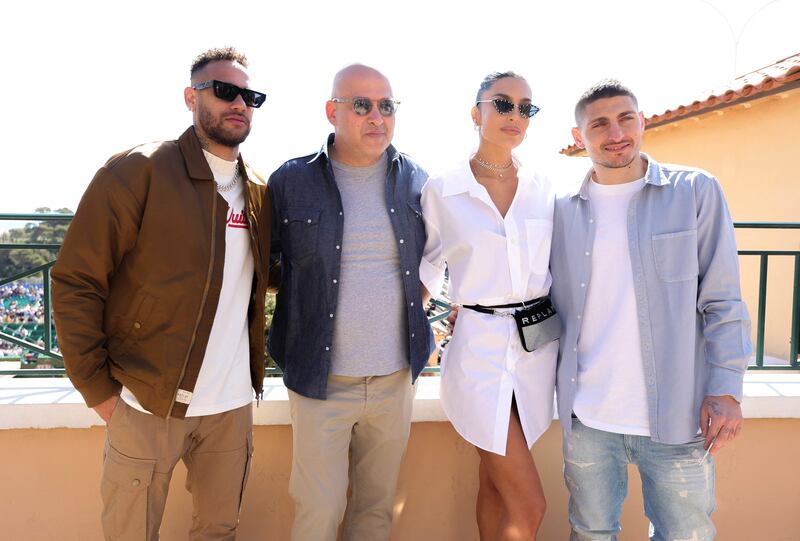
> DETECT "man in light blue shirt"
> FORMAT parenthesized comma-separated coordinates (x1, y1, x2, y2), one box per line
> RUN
(549, 80, 752, 541)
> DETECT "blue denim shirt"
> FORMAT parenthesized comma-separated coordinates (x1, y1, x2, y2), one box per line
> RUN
(267, 134, 434, 399)
(549, 154, 752, 444)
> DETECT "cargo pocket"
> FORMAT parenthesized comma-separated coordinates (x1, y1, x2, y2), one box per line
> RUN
(101, 445, 156, 540)
(652, 229, 699, 282)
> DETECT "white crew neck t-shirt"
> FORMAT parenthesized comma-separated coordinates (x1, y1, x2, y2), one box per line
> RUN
(120, 150, 254, 416)
(574, 177, 650, 436)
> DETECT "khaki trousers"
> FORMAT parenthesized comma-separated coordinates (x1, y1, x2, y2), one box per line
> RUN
(100, 399, 253, 541)
(288, 367, 415, 541)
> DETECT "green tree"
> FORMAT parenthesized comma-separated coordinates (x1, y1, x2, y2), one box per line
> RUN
(0, 208, 73, 280)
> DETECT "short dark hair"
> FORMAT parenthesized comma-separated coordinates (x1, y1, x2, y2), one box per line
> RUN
(475, 71, 526, 103)
(574, 79, 638, 124)
(190, 47, 249, 78)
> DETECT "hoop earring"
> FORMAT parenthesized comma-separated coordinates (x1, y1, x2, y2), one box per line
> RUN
(474, 124, 480, 131)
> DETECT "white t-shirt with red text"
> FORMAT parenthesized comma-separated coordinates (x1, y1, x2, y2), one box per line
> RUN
(120, 150, 254, 416)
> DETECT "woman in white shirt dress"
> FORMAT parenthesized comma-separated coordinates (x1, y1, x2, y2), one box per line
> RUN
(420, 72, 557, 540)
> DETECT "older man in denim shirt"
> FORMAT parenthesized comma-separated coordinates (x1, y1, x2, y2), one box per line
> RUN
(267, 64, 432, 541)
(549, 80, 752, 541)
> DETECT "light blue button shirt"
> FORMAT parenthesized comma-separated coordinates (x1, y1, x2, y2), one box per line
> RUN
(550, 154, 752, 444)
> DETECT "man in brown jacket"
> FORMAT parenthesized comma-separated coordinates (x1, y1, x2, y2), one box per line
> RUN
(52, 47, 271, 540)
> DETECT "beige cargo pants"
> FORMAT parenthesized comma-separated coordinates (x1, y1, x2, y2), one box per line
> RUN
(100, 399, 253, 540)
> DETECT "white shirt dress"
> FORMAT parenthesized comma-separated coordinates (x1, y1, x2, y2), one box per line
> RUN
(419, 160, 557, 455)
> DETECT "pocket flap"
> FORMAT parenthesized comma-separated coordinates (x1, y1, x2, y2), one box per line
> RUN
(284, 207, 321, 224)
(103, 446, 156, 491)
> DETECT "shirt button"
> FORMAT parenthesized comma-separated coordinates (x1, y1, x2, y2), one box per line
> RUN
(410, 302, 414, 307)
(333, 279, 338, 284)
(133, 322, 142, 329)
(573, 347, 577, 352)
(580, 283, 586, 288)
(283, 218, 288, 224)
(589, 218, 594, 223)
(131, 479, 141, 487)
(325, 346, 330, 351)
(329, 313, 334, 318)
(399, 239, 404, 244)
(307, 219, 312, 223)
(336, 245, 340, 250)
(411, 333, 415, 338)
(571, 378, 576, 383)
(405, 270, 410, 276)
(585, 251, 590, 256)
(339, 211, 343, 216)
(390, 208, 395, 213)
(577, 315, 582, 320)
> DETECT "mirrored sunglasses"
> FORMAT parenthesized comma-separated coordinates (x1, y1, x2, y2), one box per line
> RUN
(191, 80, 267, 108)
(331, 97, 401, 117)
(476, 97, 540, 118)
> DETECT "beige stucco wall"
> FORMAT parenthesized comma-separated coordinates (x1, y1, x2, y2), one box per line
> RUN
(2, 419, 799, 540)
(642, 87, 800, 362)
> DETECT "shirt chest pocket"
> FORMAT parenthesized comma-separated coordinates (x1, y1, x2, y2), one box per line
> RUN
(282, 207, 321, 263)
(652, 229, 699, 282)
(525, 219, 553, 275)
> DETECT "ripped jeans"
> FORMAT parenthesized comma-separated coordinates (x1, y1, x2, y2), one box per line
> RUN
(563, 418, 716, 541)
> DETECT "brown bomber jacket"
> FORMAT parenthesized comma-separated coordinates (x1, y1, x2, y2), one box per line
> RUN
(52, 127, 272, 418)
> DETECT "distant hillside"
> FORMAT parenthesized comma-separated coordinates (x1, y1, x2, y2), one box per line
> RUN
(0, 208, 72, 280)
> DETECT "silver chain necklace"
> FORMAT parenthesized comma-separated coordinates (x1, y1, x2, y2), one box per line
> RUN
(216, 167, 241, 193)
(472, 155, 514, 178)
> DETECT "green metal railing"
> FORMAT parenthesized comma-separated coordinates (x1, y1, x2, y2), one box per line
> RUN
(0, 213, 450, 377)
(1, 215, 797, 376)
(734, 222, 800, 369)
(0, 213, 69, 374)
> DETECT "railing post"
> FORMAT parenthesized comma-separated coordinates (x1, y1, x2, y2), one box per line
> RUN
(790, 255, 800, 369)
(755, 255, 768, 367)
(43, 266, 53, 354)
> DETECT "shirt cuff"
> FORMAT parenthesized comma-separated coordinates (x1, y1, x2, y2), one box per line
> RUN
(705, 365, 746, 403)
(419, 258, 446, 299)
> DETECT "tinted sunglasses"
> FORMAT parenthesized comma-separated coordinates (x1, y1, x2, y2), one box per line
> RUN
(331, 97, 401, 117)
(476, 97, 540, 118)
(191, 80, 266, 108)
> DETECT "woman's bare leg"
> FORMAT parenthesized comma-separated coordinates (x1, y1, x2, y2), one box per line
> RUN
(475, 407, 546, 540)
(477, 459, 503, 538)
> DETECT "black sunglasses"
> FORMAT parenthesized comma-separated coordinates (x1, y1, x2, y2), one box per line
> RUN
(476, 97, 540, 118)
(331, 97, 401, 117)
(192, 80, 266, 108)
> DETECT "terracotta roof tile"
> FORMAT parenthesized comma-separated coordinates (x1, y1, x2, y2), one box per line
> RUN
(560, 52, 800, 156)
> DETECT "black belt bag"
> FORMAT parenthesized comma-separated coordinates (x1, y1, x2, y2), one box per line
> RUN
(463, 296, 563, 352)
